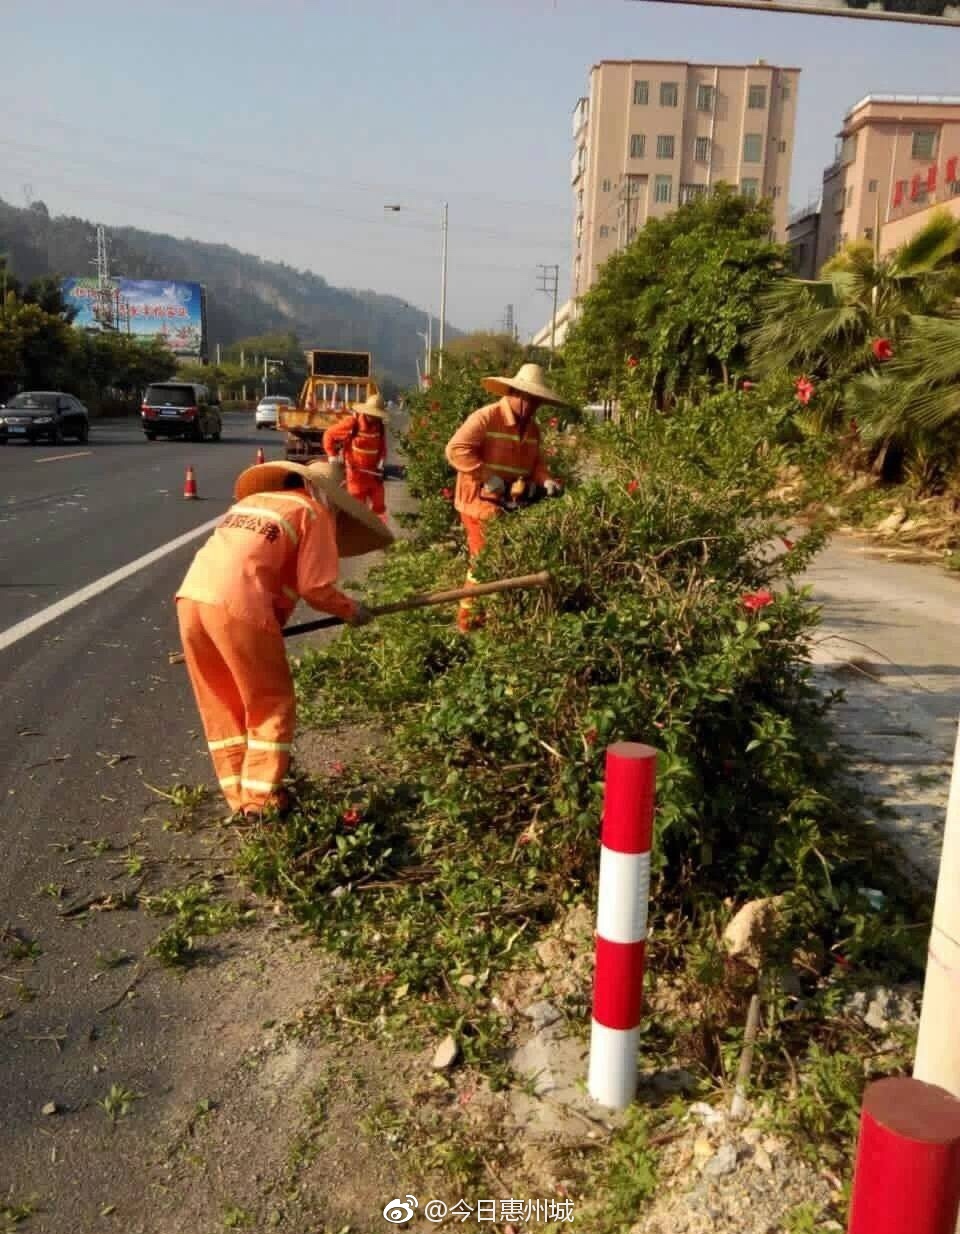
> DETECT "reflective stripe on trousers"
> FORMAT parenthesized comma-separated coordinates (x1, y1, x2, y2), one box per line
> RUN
(177, 598, 295, 812)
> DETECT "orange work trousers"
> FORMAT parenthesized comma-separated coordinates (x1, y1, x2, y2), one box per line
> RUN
(176, 598, 294, 813)
(457, 513, 496, 632)
(346, 469, 388, 524)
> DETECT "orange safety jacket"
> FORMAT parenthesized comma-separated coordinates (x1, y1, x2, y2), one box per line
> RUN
(322, 414, 387, 476)
(176, 489, 357, 631)
(445, 396, 551, 521)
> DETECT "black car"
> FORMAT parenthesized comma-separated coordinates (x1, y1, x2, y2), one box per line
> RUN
(141, 382, 222, 441)
(0, 391, 90, 444)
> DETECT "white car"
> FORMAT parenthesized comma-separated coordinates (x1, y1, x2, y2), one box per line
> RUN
(255, 395, 293, 430)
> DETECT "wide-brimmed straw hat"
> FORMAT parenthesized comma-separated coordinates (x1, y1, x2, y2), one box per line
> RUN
(351, 391, 389, 420)
(233, 460, 393, 558)
(481, 362, 565, 407)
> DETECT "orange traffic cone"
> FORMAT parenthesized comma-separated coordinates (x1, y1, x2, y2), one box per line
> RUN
(183, 465, 198, 500)
(256, 446, 265, 464)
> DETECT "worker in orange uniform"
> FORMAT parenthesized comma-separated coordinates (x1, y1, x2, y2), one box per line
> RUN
(175, 460, 392, 820)
(445, 363, 564, 632)
(322, 391, 389, 524)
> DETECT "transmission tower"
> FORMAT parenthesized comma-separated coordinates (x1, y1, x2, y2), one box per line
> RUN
(536, 264, 560, 367)
(91, 224, 116, 329)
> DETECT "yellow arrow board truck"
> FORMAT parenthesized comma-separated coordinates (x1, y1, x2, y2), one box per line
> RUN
(280, 348, 379, 462)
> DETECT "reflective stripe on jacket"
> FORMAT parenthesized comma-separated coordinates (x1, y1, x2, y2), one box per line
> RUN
(176, 489, 356, 630)
(445, 397, 550, 520)
(322, 413, 386, 475)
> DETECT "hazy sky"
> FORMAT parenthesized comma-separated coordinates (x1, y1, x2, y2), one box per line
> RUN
(3, 0, 958, 334)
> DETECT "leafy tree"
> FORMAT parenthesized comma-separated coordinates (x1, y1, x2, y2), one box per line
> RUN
(564, 185, 786, 406)
(748, 212, 960, 437)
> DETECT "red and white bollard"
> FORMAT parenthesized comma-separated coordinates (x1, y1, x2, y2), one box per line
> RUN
(847, 1077, 960, 1234)
(588, 741, 656, 1110)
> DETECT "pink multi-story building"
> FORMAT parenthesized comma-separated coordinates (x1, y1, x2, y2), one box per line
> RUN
(571, 58, 801, 300)
(789, 94, 960, 274)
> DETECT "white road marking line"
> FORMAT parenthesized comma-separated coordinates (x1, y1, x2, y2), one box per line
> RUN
(34, 452, 92, 464)
(0, 516, 223, 655)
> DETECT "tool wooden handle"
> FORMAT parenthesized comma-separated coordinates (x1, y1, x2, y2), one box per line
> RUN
(167, 570, 550, 666)
(370, 570, 551, 617)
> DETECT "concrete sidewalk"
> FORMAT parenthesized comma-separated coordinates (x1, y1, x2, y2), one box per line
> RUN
(803, 536, 960, 885)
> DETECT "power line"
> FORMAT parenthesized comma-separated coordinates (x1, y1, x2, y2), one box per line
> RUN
(0, 100, 567, 214)
(0, 139, 568, 250)
(0, 156, 557, 277)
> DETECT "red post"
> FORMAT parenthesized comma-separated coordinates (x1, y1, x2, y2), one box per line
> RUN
(848, 1077, 960, 1234)
(587, 742, 657, 1110)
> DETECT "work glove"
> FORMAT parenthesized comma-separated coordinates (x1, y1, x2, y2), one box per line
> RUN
(543, 479, 563, 498)
(481, 473, 505, 497)
(346, 601, 373, 627)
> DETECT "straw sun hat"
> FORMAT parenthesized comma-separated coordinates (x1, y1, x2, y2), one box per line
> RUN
(481, 362, 565, 407)
(351, 391, 389, 420)
(233, 460, 393, 558)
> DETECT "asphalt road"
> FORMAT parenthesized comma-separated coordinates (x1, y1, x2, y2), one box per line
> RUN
(0, 415, 295, 1217)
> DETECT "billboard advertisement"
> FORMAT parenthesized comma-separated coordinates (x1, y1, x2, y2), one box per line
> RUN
(632, 0, 960, 23)
(61, 278, 206, 359)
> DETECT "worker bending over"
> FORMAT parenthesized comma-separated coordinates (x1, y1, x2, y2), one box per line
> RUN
(323, 391, 389, 524)
(176, 459, 392, 819)
(445, 363, 563, 632)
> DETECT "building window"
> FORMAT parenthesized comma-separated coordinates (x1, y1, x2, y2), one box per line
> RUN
(633, 80, 649, 105)
(601, 179, 611, 192)
(654, 174, 673, 204)
(868, 179, 878, 193)
(694, 136, 710, 163)
(656, 135, 675, 159)
(781, 83, 792, 101)
(629, 133, 646, 159)
(772, 186, 782, 198)
(864, 227, 874, 241)
(741, 178, 760, 200)
(778, 139, 787, 154)
(696, 84, 714, 112)
(680, 183, 707, 204)
(599, 225, 610, 238)
(660, 82, 679, 107)
(743, 133, 763, 163)
(912, 130, 937, 159)
(748, 84, 767, 109)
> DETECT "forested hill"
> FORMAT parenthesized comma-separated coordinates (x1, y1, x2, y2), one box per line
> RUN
(0, 197, 449, 384)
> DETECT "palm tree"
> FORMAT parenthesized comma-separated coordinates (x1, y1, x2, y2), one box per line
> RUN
(748, 212, 960, 436)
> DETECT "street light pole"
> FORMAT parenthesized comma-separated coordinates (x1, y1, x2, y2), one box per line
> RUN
(439, 201, 448, 377)
(385, 201, 448, 377)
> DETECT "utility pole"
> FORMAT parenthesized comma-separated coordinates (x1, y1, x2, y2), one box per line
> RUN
(216, 342, 222, 365)
(504, 303, 515, 339)
(439, 201, 448, 376)
(537, 264, 560, 367)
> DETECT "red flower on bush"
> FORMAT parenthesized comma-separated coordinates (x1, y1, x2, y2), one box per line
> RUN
(794, 377, 815, 405)
(341, 808, 362, 828)
(871, 337, 894, 362)
(330, 760, 346, 777)
(546, 447, 557, 458)
(549, 417, 559, 429)
(741, 589, 775, 612)
(626, 356, 638, 370)
(781, 537, 795, 550)
(626, 479, 639, 494)
(584, 728, 598, 746)
(741, 380, 756, 391)
(429, 401, 441, 411)
(441, 486, 454, 501)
